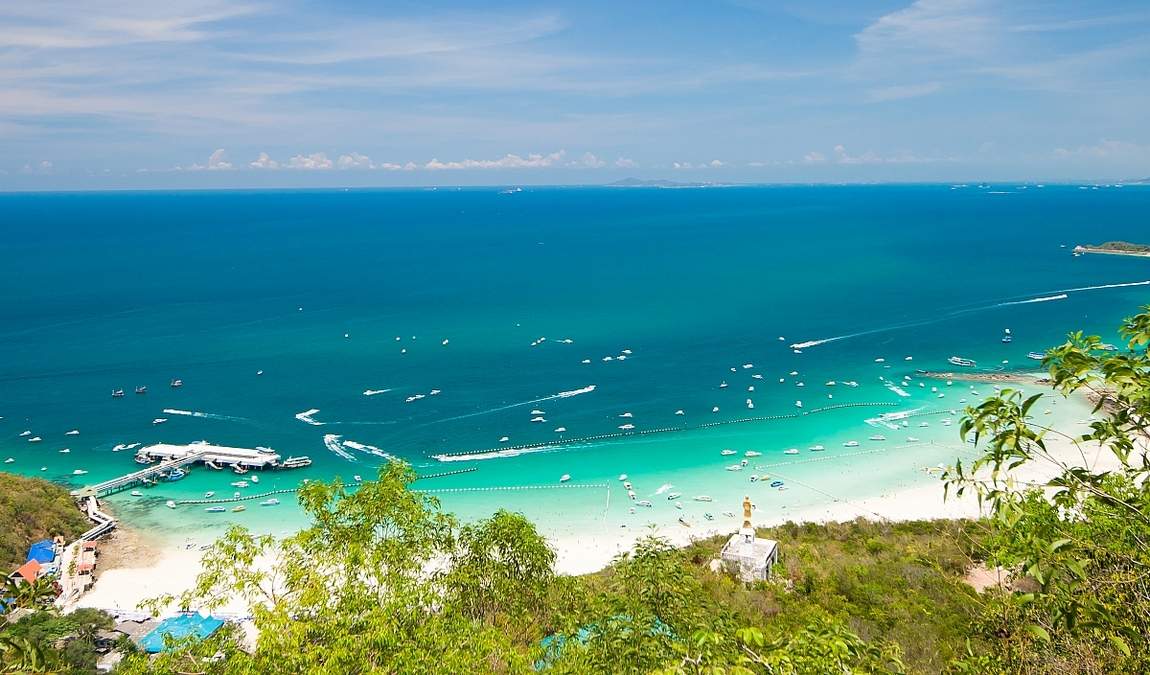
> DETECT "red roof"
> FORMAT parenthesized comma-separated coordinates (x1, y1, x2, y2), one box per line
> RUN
(14, 559, 42, 583)
(76, 563, 95, 573)
(82, 542, 99, 550)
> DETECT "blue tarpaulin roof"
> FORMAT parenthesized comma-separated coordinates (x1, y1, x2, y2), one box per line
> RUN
(138, 613, 225, 653)
(26, 540, 55, 564)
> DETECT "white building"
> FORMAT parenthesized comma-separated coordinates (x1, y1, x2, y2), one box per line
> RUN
(720, 496, 779, 582)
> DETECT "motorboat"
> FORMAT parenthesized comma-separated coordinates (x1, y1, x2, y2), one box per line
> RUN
(230, 480, 249, 488)
(250, 474, 259, 483)
(947, 356, 976, 367)
(809, 445, 825, 452)
(111, 389, 125, 398)
(152, 418, 168, 425)
(693, 495, 713, 502)
(745, 450, 761, 457)
(559, 474, 571, 483)
(636, 500, 653, 507)
(135, 386, 147, 395)
(667, 493, 682, 500)
(783, 448, 799, 455)
(720, 449, 737, 456)
(165, 468, 186, 481)
(130, 490, 143, 497)
(206, 506, 226, 513)
(281, 456, 312, 468)
(170, 379, 183, 388)
(260, 499, 280, 506)
(869, 435, 886, 441)
(232, 505, 246, 512)
(843, 440, 860, 447)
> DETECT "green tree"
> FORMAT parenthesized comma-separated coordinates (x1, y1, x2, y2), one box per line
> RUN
(945, 307, 1150, 672)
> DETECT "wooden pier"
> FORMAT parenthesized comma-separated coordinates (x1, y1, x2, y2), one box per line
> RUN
(71, 450, 210, 498)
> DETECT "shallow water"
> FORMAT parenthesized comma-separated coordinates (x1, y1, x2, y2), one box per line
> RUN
(1, 184, 1147, 543)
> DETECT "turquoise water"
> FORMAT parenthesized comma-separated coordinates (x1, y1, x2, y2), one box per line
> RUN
(2, 184, 1148, 544)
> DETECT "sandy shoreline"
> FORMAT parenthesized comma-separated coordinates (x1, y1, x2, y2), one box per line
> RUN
(75, 428, 1125, 613)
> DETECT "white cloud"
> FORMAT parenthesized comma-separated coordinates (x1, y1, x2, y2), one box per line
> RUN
(249, 152, 279, 169)
(571, 152, 606, 168)
(866, 81, 942, 102)
(709, 159, 725, 167)
(424, 150, 566, 170)
(188, 148, 232, 170)
(614, 157, 637, 168)
(1053, 139, 1150, 161)
(20, 159, 54, 174)
(337, 152, 374, 169)
(288, 152, 333, 170)
(802, 152, 826, 164)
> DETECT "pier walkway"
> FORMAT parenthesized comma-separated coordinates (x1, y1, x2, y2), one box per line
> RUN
(71, 450, 209, 498)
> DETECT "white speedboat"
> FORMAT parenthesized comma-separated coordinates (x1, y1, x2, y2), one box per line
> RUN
(72, 469, 88, 475)
(555, 427, 567, 433)
(166, 500, 176, 509)
(725, 464, 744, 471)
(907, 437, 921, 442)
(745, 450, 762, 457)
(712, 406, 720, 413)
(947, 356, 976, 367)
(667, 493, 681, 500)
(675, 409, 685, 415)
(637, 500, 653, 507)
(809, 445, 825, 452)
(869, 435, 886, 441)
(746, 399, 754, 409)
(783, 448, 799, 455)
(1027, 352, 1045, 360)
(130, 490, 142, 496)
(559, 474, 571, 483)
(260, 499, 280, 506)
(205, 506, 226, 513)
(618, 424, 635, 430)
(152, 418, 168, 425)
(618, 412, 633, 418)
(499, 436, 510, 443)
(693, 495, 713, 502)
(250, 475, 260, 483)
(794, 400, 803, 408)
(843, 440, 859, 447)
(204, 491, 215, 498)
(230, 480, 249, 488)
(531, 417, 546, 423)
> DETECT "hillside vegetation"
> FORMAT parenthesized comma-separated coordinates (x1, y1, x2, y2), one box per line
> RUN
(0, 472, 88, 571)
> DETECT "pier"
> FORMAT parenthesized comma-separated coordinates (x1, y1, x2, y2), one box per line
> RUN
(135, 442, 283, 469)
(71, 450, 210, 498)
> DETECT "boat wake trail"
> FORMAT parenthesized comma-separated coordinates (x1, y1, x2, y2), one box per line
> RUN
(432, 441, 599, 463)
(995, 293, 1067, 307)
(161, 409, 247, 422)
(322, 434, 357, 462)
(431, 385, 597, 424)
(342, 439, 394, 461)
(790, 279, 1150, 351)
(295, 409, 324, 426)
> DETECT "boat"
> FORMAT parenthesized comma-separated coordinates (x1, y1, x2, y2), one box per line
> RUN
(745, 450, 762, 457)
(746, 399, 754, 409)
(843, 440, 860, 447)
(719, 381, 728, 389)
(618, 412, 633, 418)
(559, 474, 571, 483)
(530, 409, 545, 415)
(869, 435, 886, 441)
(111, 389, 125, 398)
(636, 500, 653, 507)
(618, 474, 628, 481)
(354, 475, 363, 482)
(531, 417, 546, 423)
(907, 437, 921, 442)
(618, 424, 635, 430)
(170, 379, 183, 388)
(3, 458, 11, 464)
(204, 491, 215, 498)
(230, 480, 249, 488)
(166, 500, 176, 509)
(130, 490, 142, 497)
(1001, 328, 1013, 344)
(720, 449, 737, 456)
(693, 495, 713, 502)
(152, 418, 167, 425)
(205, 506, 226, 513)
(166, 468, 186, 481)
(623, 481, 633, 490)
(770, 481, 784, 488)
(725, 464, 743, 471)
(250, 475, 260, 483)
(72, 469, 88, 475)
(704, 513, 714, 521)
(809, 445, 825, 452)
(18, 431, 30, 437)
(554, 427, 567, 433)
(947, 356, 976, 367)
(794, 400, 803, 408)
(667, 493, 682, 500)
(499, 436, 510, 443)
(232, 505, 246, 512)
(260, 499, 280, 506)
(134, 454, 154, 465)
(28, 436, 42, 443)
(783, 448, 799, 455)
(1099, 343, 1117, 351)
(712, 406, 720, 413)
(1027, 351, 1045, 360)
(678, 517, 691, 527)
(675, 409, 685, 415)
(233, 465, 248, 475)
(66, 429, 79, 435)
(281, 456, 312, 468)
(135, 386, 147, 394)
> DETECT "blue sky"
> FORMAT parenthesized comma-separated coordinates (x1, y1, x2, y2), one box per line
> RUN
(2, 0, 1149, 188)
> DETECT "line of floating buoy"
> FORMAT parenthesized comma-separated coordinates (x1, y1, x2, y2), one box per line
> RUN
(430, 402, 900, 459)
(419, 483, 609, 495)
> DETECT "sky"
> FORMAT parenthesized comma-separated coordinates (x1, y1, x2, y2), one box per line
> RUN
(2, 0, 1149, 189)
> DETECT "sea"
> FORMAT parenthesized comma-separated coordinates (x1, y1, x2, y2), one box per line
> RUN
(2, 184, 1148, 547)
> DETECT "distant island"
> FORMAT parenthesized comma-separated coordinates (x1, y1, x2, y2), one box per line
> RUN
(1073, 241, 1150, 258)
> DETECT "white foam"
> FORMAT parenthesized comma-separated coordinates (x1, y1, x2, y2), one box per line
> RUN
(995, 293, 1067, 307)
(295, 409, 324, 426)
(654, 483, 674, 495)
(362, 389, 391, 397)
(342, 439, 394, 461)
(162, 409, 245, 421)
(322, 434, 357, 462)
(434, 385, 597, 423)
(432, 444, 561, 462)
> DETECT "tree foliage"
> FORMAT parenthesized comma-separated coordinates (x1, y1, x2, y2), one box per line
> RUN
(0, 472, 88, 571)
(945, 306, 1150, 672)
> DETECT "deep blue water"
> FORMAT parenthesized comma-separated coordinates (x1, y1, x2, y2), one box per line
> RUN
(2, 184, 1148, 534)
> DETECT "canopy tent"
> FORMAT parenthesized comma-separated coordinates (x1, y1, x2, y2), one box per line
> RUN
(26, 540, 55, 564)
(137, 613, 225, 653)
